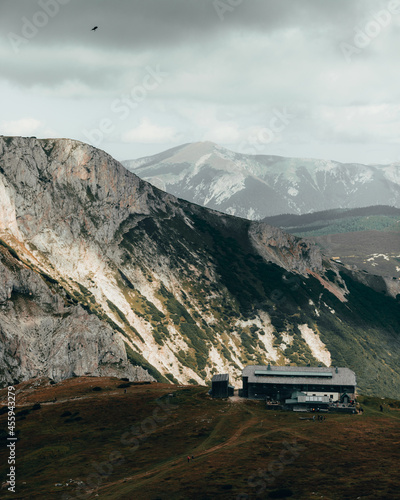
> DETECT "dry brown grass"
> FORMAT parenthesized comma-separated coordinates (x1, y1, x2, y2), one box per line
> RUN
(0, 378, 399, 499)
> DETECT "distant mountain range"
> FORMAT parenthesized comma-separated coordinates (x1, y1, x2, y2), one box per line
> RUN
(122, 142, 400, 219)
(262, 205, 400, 235)
(2, 137, 400, 398)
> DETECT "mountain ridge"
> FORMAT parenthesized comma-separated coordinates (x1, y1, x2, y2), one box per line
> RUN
(1, 136, 400, 398)
(122, 142, 400, 219)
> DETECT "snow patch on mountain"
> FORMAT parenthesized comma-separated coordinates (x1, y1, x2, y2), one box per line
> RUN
(354, 168, 374, 184)
(367, 253, 390, 261)
(204, 173, 246, 205)
(383, 164, 400, 185)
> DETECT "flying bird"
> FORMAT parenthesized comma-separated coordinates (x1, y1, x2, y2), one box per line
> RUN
(91, 26, 98, 31)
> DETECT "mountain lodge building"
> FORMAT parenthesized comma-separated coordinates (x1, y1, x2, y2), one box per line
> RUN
(241, 365, 356, 403)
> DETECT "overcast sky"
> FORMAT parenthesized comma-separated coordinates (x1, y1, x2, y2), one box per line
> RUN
(1, 0, 400, 164)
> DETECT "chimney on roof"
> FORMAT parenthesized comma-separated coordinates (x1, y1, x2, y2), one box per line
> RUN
(267, 363, 271, 371)
(335, 366, 338, 373)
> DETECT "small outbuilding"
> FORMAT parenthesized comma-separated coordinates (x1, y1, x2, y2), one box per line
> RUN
(211, 373, 233, 398)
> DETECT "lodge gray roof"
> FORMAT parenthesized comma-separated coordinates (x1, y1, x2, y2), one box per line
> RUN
(242, 365, 356, 386)
(212, 373, 229, 383)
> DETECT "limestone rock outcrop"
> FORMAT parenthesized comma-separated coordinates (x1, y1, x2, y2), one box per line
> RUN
(0, 243, 152, 385)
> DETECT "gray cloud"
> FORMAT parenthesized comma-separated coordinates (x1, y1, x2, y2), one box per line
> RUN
(1, 0, 360, 48)
(1, 0, 400, 164)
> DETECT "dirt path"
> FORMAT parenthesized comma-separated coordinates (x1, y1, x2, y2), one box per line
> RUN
(95, 411, 259, 496)
(97, 412, 335, 497)
(196, 415, 259, 457)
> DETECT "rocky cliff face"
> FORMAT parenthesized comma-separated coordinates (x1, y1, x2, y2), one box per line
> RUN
(0, 136, 169, 385)
(1, 136, 400, 398)
(0, 241, 152, 385)
(248, 222, 322, 274)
